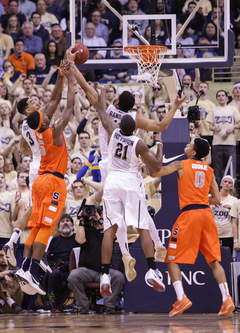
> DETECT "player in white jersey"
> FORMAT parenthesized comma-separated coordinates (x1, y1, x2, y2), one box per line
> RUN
(97, 89, 165, 295)
(3, 62, 67, 268)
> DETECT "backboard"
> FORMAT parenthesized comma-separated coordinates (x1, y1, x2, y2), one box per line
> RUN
(66, 0, 234, 71)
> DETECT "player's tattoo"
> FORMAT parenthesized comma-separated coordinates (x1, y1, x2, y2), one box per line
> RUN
(174, 161, 183, 168)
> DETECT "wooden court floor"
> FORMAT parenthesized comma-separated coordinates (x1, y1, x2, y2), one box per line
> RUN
(0, 312, 240, 333)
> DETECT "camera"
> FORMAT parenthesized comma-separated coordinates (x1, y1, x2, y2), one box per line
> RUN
(187, 105, 200, 123)
(81, 205, 96, 217)
(77, 201, 103, 226)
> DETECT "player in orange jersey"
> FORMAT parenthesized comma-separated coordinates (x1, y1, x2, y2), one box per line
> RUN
(150, 138, 235, 317)
(15, 61, 75, 295)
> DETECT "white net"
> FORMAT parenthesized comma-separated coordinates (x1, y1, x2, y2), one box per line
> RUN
(124, 46, 167, 87)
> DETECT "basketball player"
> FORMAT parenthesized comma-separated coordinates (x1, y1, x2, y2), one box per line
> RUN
(66, 46, 187, 281)
(15, 62, 75, 295)
(150, 138, 234, 317)
(97, 87, 165, 295)
(3, 61, 67, 268)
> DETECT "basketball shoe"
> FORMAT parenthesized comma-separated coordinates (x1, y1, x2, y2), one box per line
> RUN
(22, 271, 46, 295)
(3, 244, 17, 267)
(169, 294, 192, 317)
(155, 247, 167, 263)
(100, 273, 112, 297)
(122, 253, 137, 282)
(218, 296, 235, 317)
(145, 268, 165, 292)
(15, 269, 37, 295)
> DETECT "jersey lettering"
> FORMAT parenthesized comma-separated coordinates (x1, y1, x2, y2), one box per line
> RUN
(53, 192, 60, 200)
(38, 139, 46, 156)
(26, 131, 34, 146)
(114, 143, 128, 160)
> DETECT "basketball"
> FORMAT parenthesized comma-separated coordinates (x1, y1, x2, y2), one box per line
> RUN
(71, 43, 89, 65)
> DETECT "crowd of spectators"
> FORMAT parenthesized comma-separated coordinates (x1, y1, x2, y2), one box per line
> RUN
(0, 0, 240, 315)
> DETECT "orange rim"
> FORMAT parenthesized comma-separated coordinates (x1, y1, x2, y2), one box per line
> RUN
(124, 45, 167, 65)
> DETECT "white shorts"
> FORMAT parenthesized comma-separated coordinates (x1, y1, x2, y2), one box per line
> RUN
(99, 157, 108, 184)
(29, 159, 40, 206)
(103, 172, 149, 231)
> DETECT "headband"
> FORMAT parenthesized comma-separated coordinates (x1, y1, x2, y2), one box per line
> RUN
(233, 83, 240, 90)
(35, 110, 43, 131)
(220, 175, 235, 186)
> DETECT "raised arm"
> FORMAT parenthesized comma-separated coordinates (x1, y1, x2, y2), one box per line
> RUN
(150, 160, 183, 177)
(209, 174, 221, 206)
(98, 86, 117, 140)
(52, 62, 75, 140)
(66, 46, 98, 109)
(135, 93, 187, 132)
(136, 139, 163, 173)
(20, 137, 32, 154)
(44, 61, 66, 121)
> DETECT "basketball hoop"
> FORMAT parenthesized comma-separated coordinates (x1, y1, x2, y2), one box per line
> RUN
(124, 45, 167, 87)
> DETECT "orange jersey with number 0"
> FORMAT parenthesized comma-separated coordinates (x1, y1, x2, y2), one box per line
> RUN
(35, 128, 68, 176)
(178, 159, 214, 210)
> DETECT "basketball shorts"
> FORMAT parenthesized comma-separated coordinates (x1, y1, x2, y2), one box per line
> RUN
(29, 159, 41, 206)
(28, 173, 67, 232)
(165, 208, 221, 264)
(103, 173, 149, 231)
(99, 157, 108, 184)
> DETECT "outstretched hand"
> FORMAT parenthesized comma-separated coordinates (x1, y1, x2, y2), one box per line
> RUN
(174, 91, 187, 107)
(66, 45, 79, 63)
(58, 59, 69, 77)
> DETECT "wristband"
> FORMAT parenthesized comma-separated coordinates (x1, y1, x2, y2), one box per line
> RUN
(234, 239, 238, 243)
(79, 220, 85, 227)
(85, 161, 92, 168)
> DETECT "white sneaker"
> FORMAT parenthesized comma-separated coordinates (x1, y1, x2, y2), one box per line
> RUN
(100, 273, 112, 297)
(3, 244, 17, 267)
(145, 268, 165, 292)
(155, 247, 167, 263)
(39, 260, 52, 274)
(122, 253, 137, 282)
(15, 269, 37, 295)
(23, 271, 46, 295)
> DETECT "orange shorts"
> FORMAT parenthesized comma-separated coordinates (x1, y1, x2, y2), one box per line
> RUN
(165, 208, 221, 264)
(28, 173, 67, 232)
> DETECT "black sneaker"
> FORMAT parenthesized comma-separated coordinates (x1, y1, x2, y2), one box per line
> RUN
(12, 303, 23, 314)
(0, 304, 3, 314)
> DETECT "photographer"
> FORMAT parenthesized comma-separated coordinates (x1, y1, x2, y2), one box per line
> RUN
(67, 205, 124, 314)
(46, 214, 80, 311)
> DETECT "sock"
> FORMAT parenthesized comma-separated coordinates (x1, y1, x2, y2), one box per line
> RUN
(148, 216, 163, 248)
(6, 228, 22, 247)
(146, 257, 156, 270)
(7, 299, 15, 307)
(173, 280, 185, 301)
(116, 225, 129, 255)
(0, 300, 5, 306)
(102, 264, 110, 274)
(29, 258, 40, 278)
(21, 257, 31, 272)
(219, 282, 230, 302)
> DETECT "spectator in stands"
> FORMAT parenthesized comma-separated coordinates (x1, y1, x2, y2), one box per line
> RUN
(127, 0, 148, 36)
(4, 15, 22, 42)
(200, 21, 224, 56)
(69, 157, 82, 185)
(46, 214, 79, 311)
(9, 75, 35, 99)
(51, 24, 66, 59)
(31, 12, 50, 47)
(0, 100, 13, 130)
(206, 90, 240, 189)
(166, 22, 195, 58)
(8, 39, 35, 75)
(18, 0, 36, 20)
(32, 53, 57, 85)
(99, 41, 128, 83)
(142, 20, 167, 46)
(0, 248, 23, 314)
(182, 0, 212, 16)
(36, 0, 59, 34)
(45, 0, 62, 23)
(20, 22, 43, 56)
(206, 6, 225, 33)
(67, 205, 124, 314)
(41, 89, 51, 106)
(105, 85, 116, 105)
(188, 81, 216, 146)
(71, 130, 92, 163)
(230, 196, 240, 261)
(95, 1, 119, 34)
(145, 82, 167, 120)
(84, 9, 109, 45)
(230, 82, 240, 154)
(112, 28, 140, 57)
(180, 1, 205, 42)
(0, 23, 14, 60)
(0, 0, 27, 31)
(231, 0, 240, 38)
(43, 40, 61, 67)
(2, 60, 21, 88)
(171, 0, 186, 20)
(196, 37, 219, 58)
(211, 175, 238, 256)
(156, 105, 167, 122)
(82, 22, 107, 59)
